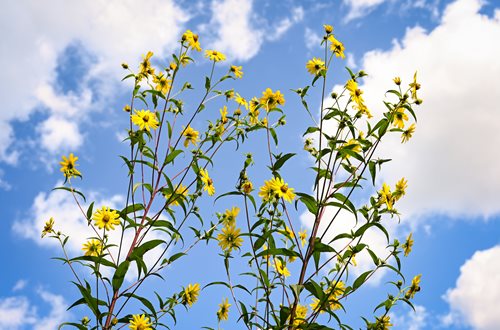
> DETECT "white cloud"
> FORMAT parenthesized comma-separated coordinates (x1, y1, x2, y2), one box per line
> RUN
(0, 0, 189, 162)
(0, 289, 69, 330)
(204, 0, 264, 61)
(205, 0, 303, 61)
(304, 27, 322, 51)
(443, 245, 500, 330)
(12, 280, 28, 292)
(343, 0, 388, 21)
(37, 117, 84, 153)
(333, 0, 500, 222)
(391, 304, 428, 330)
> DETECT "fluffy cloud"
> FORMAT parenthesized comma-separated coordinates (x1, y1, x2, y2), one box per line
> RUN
(443, 245, 500, 330)
(343, 0, 388, 21)
(391, 304, 428, 330)
(337, 0, 500, 222)
(0, 0, 189, 162)
(204, 0, 303, 61)
(0, 289, 69, 330)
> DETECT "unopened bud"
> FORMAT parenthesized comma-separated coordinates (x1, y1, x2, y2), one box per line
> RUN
(323, 24, 333, 34)
(123, 105, 131, 112)
(121, 62, 129, 69)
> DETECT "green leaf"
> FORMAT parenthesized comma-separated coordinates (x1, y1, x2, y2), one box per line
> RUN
(165, 149, 183, 165)
(86, 202, 94, 222)
(130, 239, 164, 260)
(296, 192, 318, 215)
(352, 270, 371, 290)
(273, 153, 295, 172)
(52, 187, 86, 202)
(269, 127, 278, 146)
(112, 261, 130, 291)
(120, 203, 144, 216)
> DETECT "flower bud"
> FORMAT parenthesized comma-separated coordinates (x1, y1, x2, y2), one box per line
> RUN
(324, 24, 333, 34)
(331, 92, 338, 99)
(123, 105, 131, 112)
(393, 77, 401, 85)
(121, 62, 129, 69)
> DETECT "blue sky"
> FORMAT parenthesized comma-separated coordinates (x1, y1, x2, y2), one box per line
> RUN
(1, 0, 500, 329)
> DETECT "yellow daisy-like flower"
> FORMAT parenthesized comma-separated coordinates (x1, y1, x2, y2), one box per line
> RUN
(402, 232, 414, 257)
(182, 283, 200, 307)
(131, 110, 159, 132)
(299, 229, 307, 247)
(153, 73, 171, 95)
(284, 226, 295, 240)
(375, 315, 393, 330)
(241, 180, 253, 194)
(405, 274, 421, 299)
(220, 106, 228, 124)
(394, 177, 408, 200)
(60, 153, 81, 179)
(234, 93, 248, 110)
(129, 314, 152, 330)
(393, 76, 401, 85)
(259, 88, 285, 110)
(311, 281, 345, 313)
(200, 168, 215, 196)
(291, 304, 308, 327)
(41, 217, 55, 238)
(306, 57, 325, 75)
(182, 125, 200, 148)
(328, 35, 345, 58)
(274, 258, 290, 277)
(165, 183, 189, 206)
(138, 51, 154, 79)
(93, 206, 121, 231)
(401, 123, 416, 143)
(379, 183, 395, 210)
(179, 54, 190, 67)
(217, 224, 243, 252)
(230, 65, 243, 79)
(82, 239, 103, 257)
(205, 50, 226, 62)
(409, 71, 421, 100)
(223, 207, 240, 226)
(392, 108, 408, 129)
(182, 30, 201, 51)
(269, 177, 296, 202)
(217, 298, 231, 321)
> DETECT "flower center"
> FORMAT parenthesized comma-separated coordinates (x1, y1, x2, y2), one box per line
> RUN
(102, 214, 110, 223)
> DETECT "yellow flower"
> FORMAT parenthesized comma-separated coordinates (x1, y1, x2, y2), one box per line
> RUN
(182, 125, 200, 147)
(129, 314, 152, 330)
(392, 108, 408, 129)
(182, 30, 201, 51)
(299, 229, 307, 247)
(138, 51, 154, 79)
(217, 298, 231, 321)
(234, 93, 248, 109)
(269, 177, 295, 202)
(179, 54, 190, 67)
(230, 65, 243, 78)
(328, 35, 345, 58)
(182, 283, 201, 307)
(220, 106, 228, 124)
(394, 177, 408, 200)
(200, 168, 215, 196)
(379, 183, 395, 210)
(217, 224, 243, 252)
(402, 232, 414, 257)
(82, 239, 103, 257)
(259, 88, 285, 110)
(405, 274, 421, 299)
(401, 123, 416, 143)
(153, 73, 171, 95)
(131, 110, 159, 132)
(393, 76, 401, 85)
(323, 24, 333, 34)
(223, 207, 240, 226)
(60, 153, 81, 179)
(291, 304, 308, 326)
(306, 57, 325, 75)
(169, 62, 177, 71)
(93, 206, 121, 231)
(311, 280, 345, 313)
(205, 50, 226, 62)
(409, 71, 421, 100)
(375, 315, 393, 330)
(274, 258, 290, 277)
(41, 217, 55, 238)
(164, 183, 189, 206)
(241, 180, 253, 194)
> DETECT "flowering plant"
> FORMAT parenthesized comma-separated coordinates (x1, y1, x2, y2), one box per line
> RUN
(44, 24, 422, 329)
